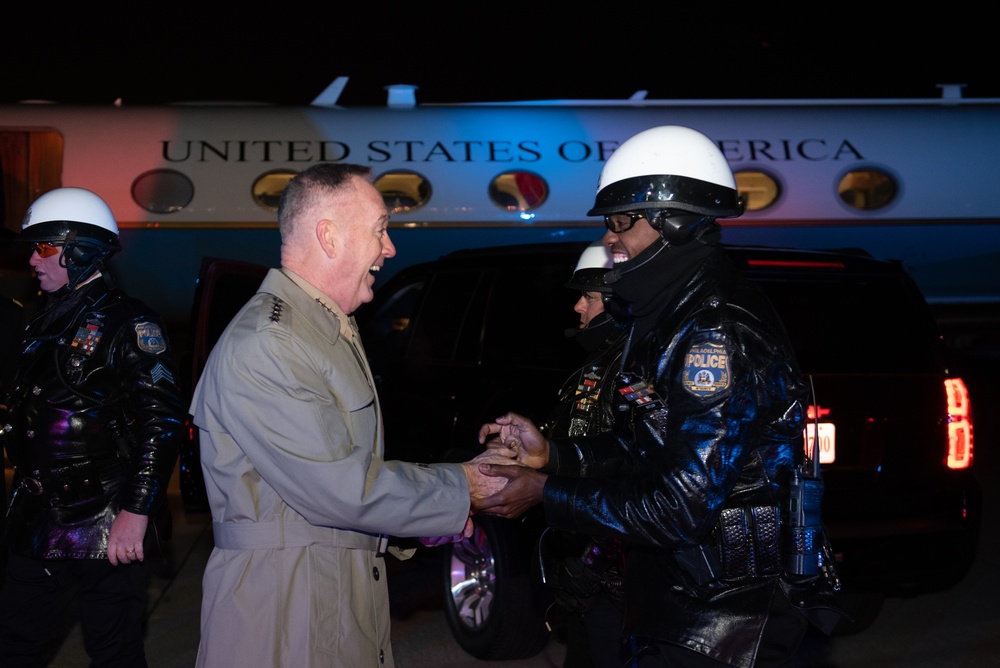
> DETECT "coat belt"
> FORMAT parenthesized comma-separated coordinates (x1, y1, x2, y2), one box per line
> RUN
(212, 520, 387, 552)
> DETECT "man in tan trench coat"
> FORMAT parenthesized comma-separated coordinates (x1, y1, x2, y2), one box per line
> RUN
(190, 163, 509, 667)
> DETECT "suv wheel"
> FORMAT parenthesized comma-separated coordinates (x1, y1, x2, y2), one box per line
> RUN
(442, 514, 551, 659)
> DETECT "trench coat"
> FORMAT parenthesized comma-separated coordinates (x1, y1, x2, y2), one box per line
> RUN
(191, 268, 470, 667)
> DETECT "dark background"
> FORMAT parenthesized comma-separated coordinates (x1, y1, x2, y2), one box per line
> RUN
(1, 5, 995, 107)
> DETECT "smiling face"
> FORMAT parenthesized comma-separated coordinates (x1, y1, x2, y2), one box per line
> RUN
(28, 243, 70, 293)
(326, 177, 397, 314)
(602, 215, 661, 265)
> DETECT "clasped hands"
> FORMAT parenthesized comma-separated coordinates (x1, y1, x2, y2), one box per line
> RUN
(419, 412, 549, 546)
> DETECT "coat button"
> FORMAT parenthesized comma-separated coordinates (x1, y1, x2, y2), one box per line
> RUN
(372, 566, 380, 581)
(26, 430, 35, 438)
(32, 386, 41, 395)
(379, 649, 385, 663)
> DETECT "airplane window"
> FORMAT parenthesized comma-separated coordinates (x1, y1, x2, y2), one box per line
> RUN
(734, 170, 781, 212)
(488, 171, 548, 212)
(374, 170, 431, 213)
(252, 170, 298, 212)
(837, 168, 898, 211)
(131, 169, 194, 214)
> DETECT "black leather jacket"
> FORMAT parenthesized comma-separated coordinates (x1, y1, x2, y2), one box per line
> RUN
(541, 314, 628, 440)
(1, 277, 183, 560)
(542, 243, 809, 667)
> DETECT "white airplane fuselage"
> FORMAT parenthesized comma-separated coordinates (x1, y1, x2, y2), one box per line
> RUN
(2, 92, 997, 332)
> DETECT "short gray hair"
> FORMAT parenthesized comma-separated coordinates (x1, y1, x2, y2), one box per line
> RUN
(277, 163, 374, 241)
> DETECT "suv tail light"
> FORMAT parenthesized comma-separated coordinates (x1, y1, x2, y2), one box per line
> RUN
(804, 404, 835, 464)
(945, 378, 973, 470)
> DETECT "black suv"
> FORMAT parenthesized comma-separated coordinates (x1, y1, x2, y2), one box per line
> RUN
(351, 241, 982, 660)
(181, 241, 982, 661)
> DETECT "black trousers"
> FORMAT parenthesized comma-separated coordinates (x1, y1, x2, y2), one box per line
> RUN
(0, 552, 149, 668)
(563, 593, 628, 668)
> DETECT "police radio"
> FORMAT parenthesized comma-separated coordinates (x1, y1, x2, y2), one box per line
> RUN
(784, 376, 825, 578)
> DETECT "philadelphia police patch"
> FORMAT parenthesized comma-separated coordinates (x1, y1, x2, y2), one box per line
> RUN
(681, 341, 731, 397)
(134, 321, 167, 354)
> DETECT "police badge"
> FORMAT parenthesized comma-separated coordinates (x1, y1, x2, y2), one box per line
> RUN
(682, 341, 731, 397)
(135, 321, 167, 354)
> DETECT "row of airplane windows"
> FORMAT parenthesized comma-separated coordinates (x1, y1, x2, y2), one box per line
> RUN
(130, 167, 899, 217)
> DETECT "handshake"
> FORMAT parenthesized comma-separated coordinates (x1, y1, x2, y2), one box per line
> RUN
(419, 411, 551, 546)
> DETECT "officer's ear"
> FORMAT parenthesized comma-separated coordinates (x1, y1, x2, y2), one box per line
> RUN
(316, 219, 338, 259)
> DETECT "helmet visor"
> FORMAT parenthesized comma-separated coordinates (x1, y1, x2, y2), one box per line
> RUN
(587, 174, 744, 219)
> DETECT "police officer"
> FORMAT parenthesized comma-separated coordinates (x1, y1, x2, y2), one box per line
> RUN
(478, 126, 837, 667)
(0, 187, 184, 667)
(542, 239, 627, 439)
(538, 240, 629, 668)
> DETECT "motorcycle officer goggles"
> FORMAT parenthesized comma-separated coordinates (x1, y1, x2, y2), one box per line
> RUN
(603, 211, 648, 233)
(32, 242, 63, 258)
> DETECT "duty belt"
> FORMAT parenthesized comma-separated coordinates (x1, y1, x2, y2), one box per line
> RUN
(10, 457, 125, 508)
(674, 505, 782, 592)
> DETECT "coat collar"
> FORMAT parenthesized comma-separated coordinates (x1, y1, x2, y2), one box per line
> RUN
(258, 269, 352, 345)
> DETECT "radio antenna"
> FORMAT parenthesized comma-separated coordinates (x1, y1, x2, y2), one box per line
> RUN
(808, 375, 821, 477)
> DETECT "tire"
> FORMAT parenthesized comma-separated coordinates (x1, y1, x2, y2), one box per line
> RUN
(442, 514, 551, 660)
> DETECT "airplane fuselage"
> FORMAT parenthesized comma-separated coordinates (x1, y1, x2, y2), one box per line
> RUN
(2, 93, 997, 339)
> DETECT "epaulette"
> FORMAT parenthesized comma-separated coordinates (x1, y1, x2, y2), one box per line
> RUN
(269, 297, 285, 323)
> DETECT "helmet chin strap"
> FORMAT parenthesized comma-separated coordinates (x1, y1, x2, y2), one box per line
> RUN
(650, 211, 716, 245)
(602, 213, 720, 288)
(603, 236, 670, 286)
(59, 230, 112, 290)
(65, 261, 103, 290)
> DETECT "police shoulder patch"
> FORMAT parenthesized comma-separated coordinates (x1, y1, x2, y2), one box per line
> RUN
(134, 321, 167, 354)
(681, 341, 731, 398)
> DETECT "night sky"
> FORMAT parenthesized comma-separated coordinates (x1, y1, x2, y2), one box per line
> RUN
(1, 6, 995, 107)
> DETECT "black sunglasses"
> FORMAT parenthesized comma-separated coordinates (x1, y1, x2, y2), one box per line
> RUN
(603, 212, 647, 233)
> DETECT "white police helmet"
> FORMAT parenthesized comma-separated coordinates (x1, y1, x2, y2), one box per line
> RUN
(21, 187, 122, 287)
(565, 239, 614, 293)
(21, 187, 120, 246)
(587, 126, 743, 243)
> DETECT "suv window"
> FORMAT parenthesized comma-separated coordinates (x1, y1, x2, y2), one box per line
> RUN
(363, 254, 583, 375)
(482, 260, 582, 371)
(410, 270, 486, 364)
(757, 276, 943, 373)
